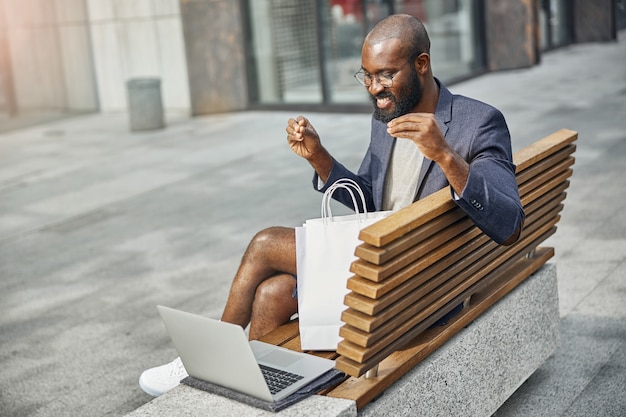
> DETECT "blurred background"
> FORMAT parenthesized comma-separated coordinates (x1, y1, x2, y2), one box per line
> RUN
(1, 0, 624, 133)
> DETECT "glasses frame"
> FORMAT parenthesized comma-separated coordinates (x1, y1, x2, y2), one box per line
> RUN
(354, 70, 395, 88)
(353, 60, 411, 88)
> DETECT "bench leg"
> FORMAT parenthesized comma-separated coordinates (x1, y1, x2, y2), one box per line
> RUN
(365, 364, 379, 379)
(463, 295, 472, 308)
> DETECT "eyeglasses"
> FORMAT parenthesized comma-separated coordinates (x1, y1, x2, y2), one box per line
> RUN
(354, 60, 412, 88)
(354, 69, 397, 88)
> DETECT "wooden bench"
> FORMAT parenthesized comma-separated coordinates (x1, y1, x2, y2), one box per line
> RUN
(260, 129, 577, 411)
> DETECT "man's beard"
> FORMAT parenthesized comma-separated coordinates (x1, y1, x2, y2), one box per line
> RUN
(371, 68, 422, 124)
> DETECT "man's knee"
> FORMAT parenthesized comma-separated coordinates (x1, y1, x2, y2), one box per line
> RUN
(246, 226, 294, 257)
(254, 276, 295, 306)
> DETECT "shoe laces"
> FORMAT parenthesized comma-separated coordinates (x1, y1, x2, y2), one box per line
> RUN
(169, 358, 187, 377)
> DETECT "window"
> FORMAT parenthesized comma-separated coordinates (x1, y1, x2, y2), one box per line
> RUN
(245, 0, 484, 107)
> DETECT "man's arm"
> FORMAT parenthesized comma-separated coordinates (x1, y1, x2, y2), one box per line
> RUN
(387, 112, 469, 195)
(387, 112, 524, 245)
(286, 116, 376, 212)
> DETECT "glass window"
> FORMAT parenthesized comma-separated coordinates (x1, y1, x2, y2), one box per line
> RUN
(246, 0, 484, 106)
(247, 0, 323, 103)
(396, 0, 484, 81)
(321, 0, 391, 104)
(539, 0, 572, 50)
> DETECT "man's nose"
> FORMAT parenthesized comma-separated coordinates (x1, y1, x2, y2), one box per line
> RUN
(368, 77, 386, 94)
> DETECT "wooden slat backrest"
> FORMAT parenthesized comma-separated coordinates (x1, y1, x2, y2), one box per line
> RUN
(344, 185, 567, 318)
(335, 129, 577, 377)
(341, 199, 565, 330)
(337, 216, 560, 360)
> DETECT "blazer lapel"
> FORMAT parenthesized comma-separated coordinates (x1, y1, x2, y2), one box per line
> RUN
(414, 79, 452, 200)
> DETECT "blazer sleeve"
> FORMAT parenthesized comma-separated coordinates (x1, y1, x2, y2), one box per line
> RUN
(453, 108, 525, 244)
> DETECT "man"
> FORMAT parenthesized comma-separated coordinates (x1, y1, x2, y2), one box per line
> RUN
(139, 14, 524, 397)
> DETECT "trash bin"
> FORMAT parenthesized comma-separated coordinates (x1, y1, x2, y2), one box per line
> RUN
(126, 78, 165, 131)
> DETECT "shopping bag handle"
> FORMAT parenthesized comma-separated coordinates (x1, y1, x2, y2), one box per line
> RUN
(322, 179, 369, 224)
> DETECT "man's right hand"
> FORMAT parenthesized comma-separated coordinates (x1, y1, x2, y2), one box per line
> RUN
(286, 116, 321, 160)
(286, 116, 333, 182)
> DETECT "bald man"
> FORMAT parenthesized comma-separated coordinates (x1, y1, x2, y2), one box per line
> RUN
(139, 14, 524, 396)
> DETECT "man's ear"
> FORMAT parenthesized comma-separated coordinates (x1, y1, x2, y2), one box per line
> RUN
(414, 53, 430, 75)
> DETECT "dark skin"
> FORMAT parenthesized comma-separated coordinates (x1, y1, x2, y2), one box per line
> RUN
(221, 37, 476, 340)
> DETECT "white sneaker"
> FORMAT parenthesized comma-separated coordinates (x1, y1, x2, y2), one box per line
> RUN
(139, 357, 189, 397)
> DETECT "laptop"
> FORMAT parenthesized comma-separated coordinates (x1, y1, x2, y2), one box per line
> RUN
(157, 305, 336, 402)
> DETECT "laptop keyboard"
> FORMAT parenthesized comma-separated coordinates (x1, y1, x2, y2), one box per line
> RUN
(259, 364, 304, 394)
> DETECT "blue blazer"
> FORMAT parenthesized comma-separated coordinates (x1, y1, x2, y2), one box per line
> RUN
(313, 80, 524, 244)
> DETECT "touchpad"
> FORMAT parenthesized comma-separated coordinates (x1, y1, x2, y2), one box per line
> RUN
(260, 349, 302, 367)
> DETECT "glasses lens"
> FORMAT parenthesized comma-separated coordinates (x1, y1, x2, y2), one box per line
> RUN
(379, 74, 393, 88)
(354, 71, 369, 86)
(354, 71, 394, 88)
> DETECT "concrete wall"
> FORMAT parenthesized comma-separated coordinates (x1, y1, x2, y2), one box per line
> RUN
(573, 0, 616, 42)
(86, 0, 191, 112)
(483, 0, 539, 71)
(0, 2, 16, 114)
(179, 0, 247, 115)
(0, 0, 618, 118)
(0, 0, 97, 112)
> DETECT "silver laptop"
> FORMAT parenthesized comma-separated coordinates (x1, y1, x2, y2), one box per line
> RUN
(157, 305, 336, 402)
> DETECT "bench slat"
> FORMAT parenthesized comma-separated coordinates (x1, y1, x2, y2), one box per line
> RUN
(351, 216, 478, 281)
(519, 162, 573, 202)
(513, 129, 577, 170)
(338, 232, 556, 369)
(258, 320, 300, 346)
(347, 227, 486, 298)
(516, 145, 575, 185)
(354, 209, 467, 265)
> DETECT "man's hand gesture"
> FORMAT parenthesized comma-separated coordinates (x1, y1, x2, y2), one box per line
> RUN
(286, 116, 332, 182)
(286, 116, 322, 160)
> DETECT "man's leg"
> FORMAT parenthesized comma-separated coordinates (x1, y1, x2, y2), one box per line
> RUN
(249, 273, 298, 340)
(221, 226, 297, 336)
(139, 226, 298, 396)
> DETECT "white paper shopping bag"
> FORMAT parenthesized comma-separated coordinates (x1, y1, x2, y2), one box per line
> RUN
(296, 179, 391, 350)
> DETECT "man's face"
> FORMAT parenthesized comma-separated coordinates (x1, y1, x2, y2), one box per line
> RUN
(370, 65, 422, 123)
(361, 39, 423, 123)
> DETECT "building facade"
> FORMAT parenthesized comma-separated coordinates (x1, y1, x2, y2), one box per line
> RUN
(0, 0, 621, 129)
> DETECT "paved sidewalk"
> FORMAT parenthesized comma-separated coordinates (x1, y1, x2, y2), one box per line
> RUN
(0, 32, 624, 416)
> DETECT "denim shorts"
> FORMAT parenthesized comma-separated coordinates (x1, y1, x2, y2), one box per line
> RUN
(292, 275, 298, 299)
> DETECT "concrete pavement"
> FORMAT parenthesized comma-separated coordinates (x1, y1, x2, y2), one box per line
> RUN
(0, 31, 624, 416)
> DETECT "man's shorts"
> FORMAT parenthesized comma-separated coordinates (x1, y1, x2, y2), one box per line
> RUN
(292, 275, 298, 299)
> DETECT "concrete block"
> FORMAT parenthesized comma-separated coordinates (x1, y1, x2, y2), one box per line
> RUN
(359, 263, 560, 417)
(90, 22, 126, 109)
(126, 78, 165, 131)
(125, 384, 357, 417)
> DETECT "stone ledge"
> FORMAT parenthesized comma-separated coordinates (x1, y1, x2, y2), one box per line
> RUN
(359, 263, 560, 416)
(127, 263, 559, 417)
(126, 384, 357, 417)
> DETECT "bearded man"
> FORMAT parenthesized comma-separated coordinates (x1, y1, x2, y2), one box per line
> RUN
(139, 14, 524, 397)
